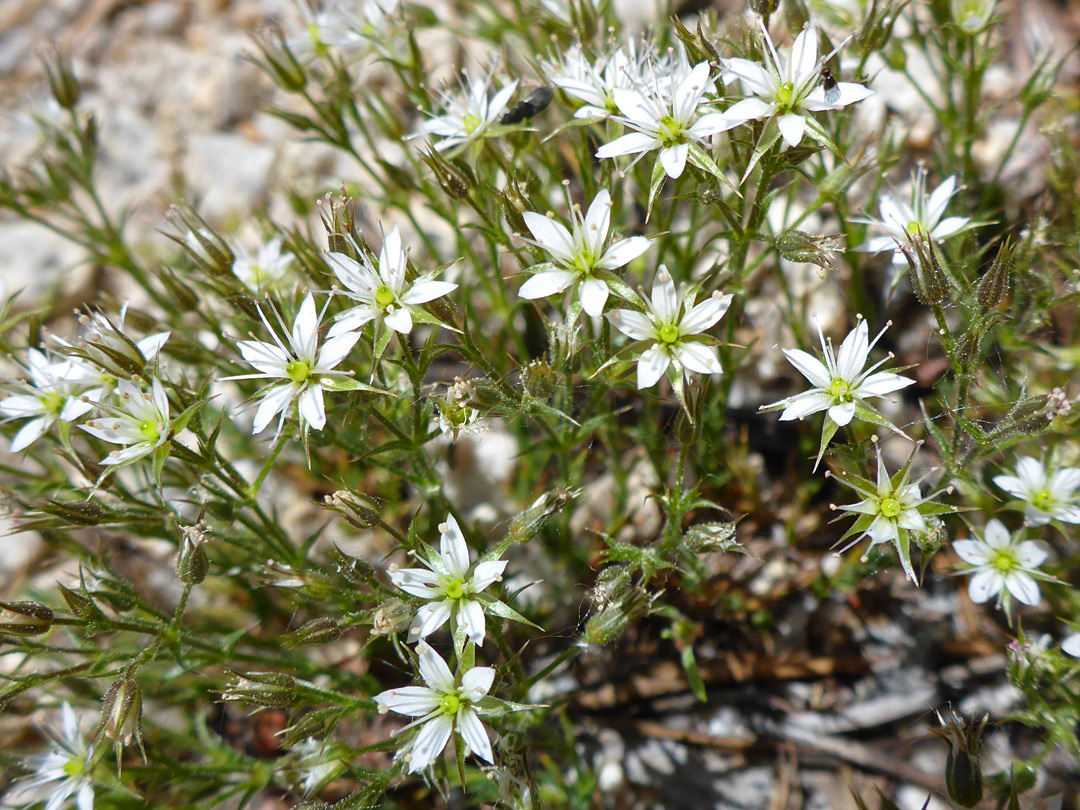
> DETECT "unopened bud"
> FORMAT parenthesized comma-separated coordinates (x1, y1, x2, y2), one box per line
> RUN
(252, 27, 308, 92)
(901, 233, 950, 305)
(976, 240, 1013, 311)
(286, 617, 343, 646)
(0, 600, 54, 636)
(858, 0, 905, 51)
(222, 671, 297, 708)
(167, 207, 234, 276)
(583, 588, 649, 647)
(58, 583, 103, 622)
(934, 709, 986, 809)
(748, 0, 781, 16)
(177, 525, 210, 584)
(101, 678, 144, 750)
(522, 358, 557, 400)
(951, 0, 996, 35)
(43, 52, 81, 110)
(371, 598, 413, 637)
(493, 186, 528, 237)
(421, 147, 473, 200)
(322, 490, 383, 530)
(592, 566, 631, 605)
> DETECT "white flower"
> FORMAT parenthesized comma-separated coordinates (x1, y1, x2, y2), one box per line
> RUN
(719, 22, 873, 149)
(324, 226, 457, 338)
(375, 641, 495, 773)
(596, 61, 729, 179)
(764, 318, 914, 428)
(833, 448, 951, 582)
(545, 42, 650, 120)
(518, 189, 650, 317)
(854, 168, 971, 263)
(1061, 632, 1080, 658)
(222, 292, 360, 439)
(410, 69, 519, 155)
(606, 267, 732, 389)
(953, 519, 1049, 607)
(289, 0, 399, 55)
(79, 378, 171, 466)
(0, 349, 95, 453)
(390, 514, 507, 647)
(993, 457, 1080, 526)
(5, 703, 96, 810)
(232, 236, 295, 292)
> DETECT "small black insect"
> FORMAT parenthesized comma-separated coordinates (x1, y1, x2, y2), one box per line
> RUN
(499, 86, 555, 125)
(821, 67, 841, 105)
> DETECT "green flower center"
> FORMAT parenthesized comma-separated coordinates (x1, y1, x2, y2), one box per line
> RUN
(658, 324, 680, 344)
(43, 391, 67, 416)
(776, 82, 795, 110)
(990, 547, 1020, 575)
(1031, 489, 1054, 511)
(444, 580, 465, 600)
(828, 378, 851, 401)
(658, 114, 685, 147)
(879, 496, 902, 519)
(462, 113, 483, 135)
(63, 757, 86, 778)
(286, 360, 311, 384)
(375, 284, 396, 307)
(907, 220, 922, 234)
(138, 420, 161, 442)
(440, 693, 461, 715)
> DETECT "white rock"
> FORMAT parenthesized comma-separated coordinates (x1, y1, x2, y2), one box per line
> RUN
(181, 132, 277, 223)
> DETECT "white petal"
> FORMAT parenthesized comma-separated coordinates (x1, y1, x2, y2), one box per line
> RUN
(835, 321, 869, 382)
(777, 391, 833, 421)
(298, 385, 326, 431)
(856, 371, 914, 398)
(417, 642, 456, 693)
(673, 62, 712, 121)
(582, 190, 612, 257)
(375, 686, 442, 716)
(659, 142, 689, 179)
(636, 345, 670, 389)
(460, 667, 495, 702)
(457, 599, 487, 646)
(925, 176, 957, 224)
(402, 280, 457, 305)
(458, 708, 494, 764)
(1015, 457, 1047, 490)
(611, 88, 656, 124)
(673, 342, 722, 375)
(649, 269, 679, 324)
(470, 559, 508, 592)
(238, 339, 290, 376)
(390, 567, 442, 598)
(408, 714, 453, 773)
(384, 307, 413, 335)
(827, 400, 856, 426)
(411, 600, 453, 639)
(380, 226, 406, 289)
(523, 213, 575, 264)
(579, 277, 610, 317)
(317, 332, 361, 371)
(291, 293, 320, 360)
(930, 216, 969, 239)
(328, 307, 378, 338)
(680, 293, 731, 335)
(897, 509, 926, 533)
(607, 309, 655, 341)
(721, 58, 773, 96)
(1049, 468, 1080, 499)
(717, 96, 773, 127)
(777, 112, 807, 148)
(76, 783, 94, 810)
(789, 26, 819, 86)
(1005, 572, 1040, 606)
(596, 131, 657, 159)
(252, 384, 295, 435)
(952, 540, 991, 566)
(596, 236, 651, 271)
(982, 519, 1011, 548)
(781, 348, 831, 388)
(518, 269, 577, 300)
(1062, 634, 1080, 657)
(992, 475, 1026, 499)
(967, 569, 1000, 604)
(1017, 541, 1048, 569)
(440, 514, 471, 577)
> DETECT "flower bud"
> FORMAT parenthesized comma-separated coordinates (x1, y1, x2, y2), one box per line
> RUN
(776, 229, 840, 273)
(167, 206, 234, 277)
(223, 672, 297, 708)
(322, 490, 384, 530)
(583, 588, 649, 647)
(900, 233, 949, 306)
(933, 709, 986, 809)
(317, 189, 367, 257)
(286, 617, 343, 647)
(493, 186, 528, 237)
(251, 26, 308, 92)
(858, 0, 904, 52)
(951, 0, 996, 35)
(100, 677, 144, 751)
(748, 0, 781, 16)
(592, 565, 631, 605)
(0, 600, 54, 636)
(177, 525, 210, 585)
(522, 358, 557, 401)
(58, 583, 103, 622)
(975, 240, 1013, 311)
(43, 51, 81, 110)
(371, 598, 413, 637)
(421, 147, 474, 200)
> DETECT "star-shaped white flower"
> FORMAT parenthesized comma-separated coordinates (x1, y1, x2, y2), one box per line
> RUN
(832, 448, 953, 583)
(375, 642, 495, 773)
(410, 69, 519, 156)
(233, 236, 296, 293)
(765, 318, 914, 428)
(80, 378, 171, 466)
(5, 703, 96, 810)
(390, 514, 507, 647)
(518, 189, 650, 317)
(546, 42, 650, 120)
(0, 349, 95, 453)
(324, 226, 457, 338)
(606, 267, 732, 389)
(719, 22, 873, 150)
(953, 519, 1049, 608)
(596, 61, 730, 179)
(223, 292, 360, 439)
(854, 168, 971, 263)
(993, 456, 1080, 526)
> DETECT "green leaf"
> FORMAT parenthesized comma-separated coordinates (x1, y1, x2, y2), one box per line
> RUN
(680, 642, 707, 703)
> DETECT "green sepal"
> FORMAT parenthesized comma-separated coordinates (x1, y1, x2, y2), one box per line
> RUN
(686, 143, 738, 197)
(667, 362, 692, 421)
(803, 116, 845, 159)
(541, 114, 606, 143)
(476, 594, 543, 631)
(741, 125, 781, 184)
(853, 400, 910, 439)
(920, 400, 952, 465)
(319, 376, 387, 394)
(680, 641, 707, 703)
(646, 157, 667, 221)
(371, 319, 393, 365)
(594, 269, 642, 306)
(814, 416, 841, 472)
(894, 529, 917, 584)
(152, 441, 170, 486)
(171, 397, 207, 434)
(459, 639, 475, 673)
(409, 306, 462, 334)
